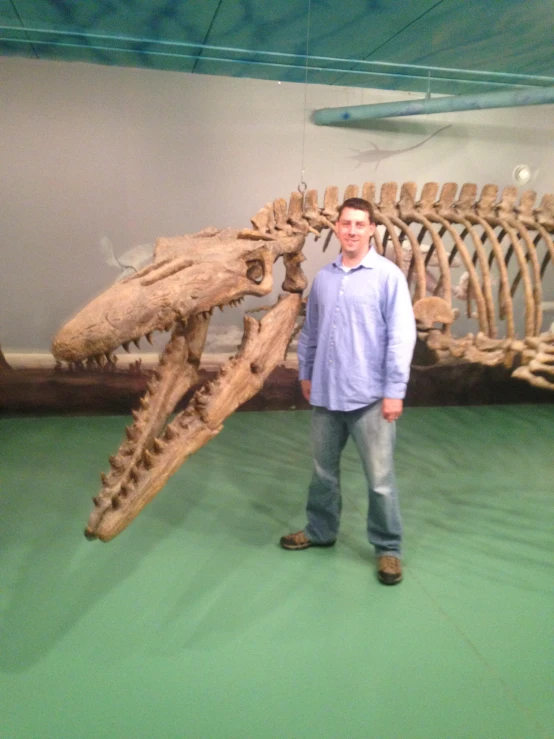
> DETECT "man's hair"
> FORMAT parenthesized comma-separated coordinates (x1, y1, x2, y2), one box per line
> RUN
(337, 197, 375, 224)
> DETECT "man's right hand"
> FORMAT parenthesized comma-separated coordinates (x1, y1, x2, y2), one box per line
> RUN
(300, 379, 312, 403)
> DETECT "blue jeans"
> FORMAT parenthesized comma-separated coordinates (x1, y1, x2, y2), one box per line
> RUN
(304, 401, 403, 557)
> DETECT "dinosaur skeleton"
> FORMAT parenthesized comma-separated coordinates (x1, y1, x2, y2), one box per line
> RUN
(52, 182, 554, 542)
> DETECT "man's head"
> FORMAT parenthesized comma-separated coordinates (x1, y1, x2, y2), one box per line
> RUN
(336, 197, 376, 265)
(337, 197, 375, 223)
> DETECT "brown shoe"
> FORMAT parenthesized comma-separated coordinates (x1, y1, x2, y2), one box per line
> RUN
(280, 530, 336, 551)
(378, 555, 403, 585)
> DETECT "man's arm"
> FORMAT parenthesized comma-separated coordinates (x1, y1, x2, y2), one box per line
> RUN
(382, 269, 416, 420)
(382, 397, 403, 422)
(300, 379, 312, 403)
(297, 280, 320, 403)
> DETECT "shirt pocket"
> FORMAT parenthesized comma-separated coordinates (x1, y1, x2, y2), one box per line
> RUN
(347, 287, 380, 324)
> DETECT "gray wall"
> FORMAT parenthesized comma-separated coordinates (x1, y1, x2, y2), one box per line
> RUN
(1, 57, 553, 354)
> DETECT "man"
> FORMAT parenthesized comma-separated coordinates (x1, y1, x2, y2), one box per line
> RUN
(280, 197, 416, 585)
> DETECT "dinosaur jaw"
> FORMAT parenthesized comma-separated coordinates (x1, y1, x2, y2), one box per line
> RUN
(49, 227, 306, 542)
(51, 231, 279, 364)
(51, 261, 272, 365)
(84, 292, 302, 542)
(84, 311, 212, 541)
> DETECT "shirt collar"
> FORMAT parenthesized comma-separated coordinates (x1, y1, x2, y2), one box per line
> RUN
(333, 246, 377, 271)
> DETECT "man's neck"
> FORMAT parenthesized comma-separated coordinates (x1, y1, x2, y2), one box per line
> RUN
(342, 245, 371, 269)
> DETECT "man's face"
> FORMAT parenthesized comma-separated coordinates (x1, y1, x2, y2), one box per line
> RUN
(336, 207, 375, 262)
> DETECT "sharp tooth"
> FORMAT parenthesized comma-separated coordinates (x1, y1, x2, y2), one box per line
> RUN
(109, 455, 124, 470)
(122, 341, 131, 352)
(133, 338, 141, 349)
(153, 438, 165, 454)
(100, 472, 109, 485)
(218, 305, 224, 312)
(165, 424, 178, 441)
(125, 425, 137, 441)
(142, 450, 155, 469)
(132, 409, 140, 421)
(93, 496, 102, 507)
(146, 332, 153, 345)
(140, 396, 150, 410)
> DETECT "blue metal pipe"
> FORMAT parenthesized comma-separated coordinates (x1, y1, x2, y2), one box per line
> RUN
(313, 87, 554, 125)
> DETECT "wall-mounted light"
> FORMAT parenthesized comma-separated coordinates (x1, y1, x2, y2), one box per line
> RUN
(512, 164, 532, 185)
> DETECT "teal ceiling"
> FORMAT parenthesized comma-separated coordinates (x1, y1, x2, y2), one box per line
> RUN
(1, 0, 553, 95)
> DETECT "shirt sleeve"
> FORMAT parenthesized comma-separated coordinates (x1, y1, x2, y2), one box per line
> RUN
(297, 277, 320, 381)
(383, 269, 416, 399)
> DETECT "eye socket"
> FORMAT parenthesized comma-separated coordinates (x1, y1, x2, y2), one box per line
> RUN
(246, 259, 265, 285)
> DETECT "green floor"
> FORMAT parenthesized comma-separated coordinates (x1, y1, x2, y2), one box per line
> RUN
(1, 406, 552, 739)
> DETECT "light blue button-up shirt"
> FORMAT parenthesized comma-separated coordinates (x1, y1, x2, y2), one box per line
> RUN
(297, 248, 416, 411)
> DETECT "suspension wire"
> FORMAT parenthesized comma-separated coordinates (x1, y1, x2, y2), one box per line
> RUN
(298, 0, 311, 194)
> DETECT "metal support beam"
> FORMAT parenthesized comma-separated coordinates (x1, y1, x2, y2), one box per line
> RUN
(313, 86, 554, 125)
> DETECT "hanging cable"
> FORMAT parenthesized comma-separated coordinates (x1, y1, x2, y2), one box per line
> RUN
(298, 0, 311, 194)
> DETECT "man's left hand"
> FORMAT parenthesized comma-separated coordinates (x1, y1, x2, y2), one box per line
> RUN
(382, 398, 403, 422)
